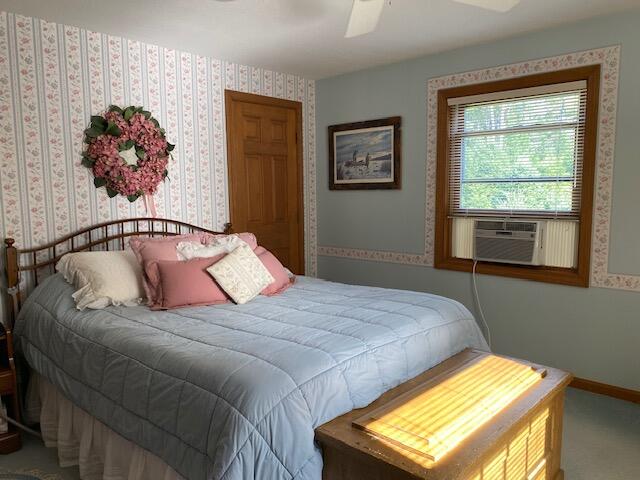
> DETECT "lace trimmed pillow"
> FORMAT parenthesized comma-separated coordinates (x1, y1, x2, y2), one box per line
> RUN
(203, 232, 258, 250)
(176, 234, 248, 260)
(56, 251, 145, 310)
(206, 243, 274, 304)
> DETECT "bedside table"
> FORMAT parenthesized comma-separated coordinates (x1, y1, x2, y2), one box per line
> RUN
(0, 328, 22, 453)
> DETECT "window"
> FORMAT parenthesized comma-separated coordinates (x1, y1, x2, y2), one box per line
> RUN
(449, 83, 586, 218)
(435, 66, 600, 286)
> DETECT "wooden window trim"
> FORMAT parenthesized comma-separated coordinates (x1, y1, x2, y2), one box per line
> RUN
(434, 65, 600, 287)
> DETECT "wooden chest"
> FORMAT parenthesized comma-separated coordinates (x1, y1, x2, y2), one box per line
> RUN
(316, 349, 571, 480)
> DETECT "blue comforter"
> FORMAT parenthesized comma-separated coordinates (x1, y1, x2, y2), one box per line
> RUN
(15, 274, 487, 480)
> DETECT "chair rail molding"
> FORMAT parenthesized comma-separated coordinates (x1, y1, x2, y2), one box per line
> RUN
(318, 46, 638, 292)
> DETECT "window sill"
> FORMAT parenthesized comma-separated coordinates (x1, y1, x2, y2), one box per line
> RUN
(434, 256, 589, 287)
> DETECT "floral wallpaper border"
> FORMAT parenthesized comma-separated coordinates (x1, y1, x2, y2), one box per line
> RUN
(318, 46, 638, 292)
(0, 11, 317, 277)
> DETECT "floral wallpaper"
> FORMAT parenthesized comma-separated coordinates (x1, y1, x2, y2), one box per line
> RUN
(0, 11, 317, 276)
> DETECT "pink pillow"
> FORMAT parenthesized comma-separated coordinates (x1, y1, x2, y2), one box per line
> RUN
(130, 234, 205, 306)
(155, 257, 229, 309)
(203, 232, 258, 250)
(254, 246, 295, 296)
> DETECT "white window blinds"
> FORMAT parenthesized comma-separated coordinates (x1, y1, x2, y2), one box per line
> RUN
(447, 81, 588, 219)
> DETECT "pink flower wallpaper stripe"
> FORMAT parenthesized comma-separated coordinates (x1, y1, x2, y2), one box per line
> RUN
(0, 11, 317, 276)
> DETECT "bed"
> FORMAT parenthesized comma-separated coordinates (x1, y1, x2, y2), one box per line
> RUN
(5, 218, 488, 480)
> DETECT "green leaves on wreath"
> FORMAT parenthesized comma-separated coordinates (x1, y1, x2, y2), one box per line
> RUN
(93, 176, 138, 200)
(118, 139, 135, 152)
(84, 116, 120, 139)
(90, 115, 107, 130)
(127, 191, 143, 202)
(93, 175, 119, 199)
(93, 177, 107, 188)
(122, 106, 146, 121)
(84, 115, 107, 139)
(81, 154, 95, 167)
(167, 142, 175, 152)
(105, 121, 121, 136)
(84, 126, 103, 138)
(123, 106, 135, 121)
(87, 106, 158, 141)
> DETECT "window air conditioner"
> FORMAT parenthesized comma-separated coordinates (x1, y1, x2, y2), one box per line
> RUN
(473, 219, 544, 266)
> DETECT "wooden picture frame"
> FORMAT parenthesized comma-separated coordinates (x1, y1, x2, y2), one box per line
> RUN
(328, 116, 401, 190)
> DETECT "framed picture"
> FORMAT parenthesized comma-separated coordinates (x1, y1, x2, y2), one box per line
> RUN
(329, 116, 401, 190)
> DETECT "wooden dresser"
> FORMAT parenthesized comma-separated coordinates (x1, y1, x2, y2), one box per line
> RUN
(316, 349, 571, 480)
(0, 328, 21, 453)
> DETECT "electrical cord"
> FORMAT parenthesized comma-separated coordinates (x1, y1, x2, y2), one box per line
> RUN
(0, 408, 42, 438)
(0, 409, 42, 438)
(472, 260, 492, 350)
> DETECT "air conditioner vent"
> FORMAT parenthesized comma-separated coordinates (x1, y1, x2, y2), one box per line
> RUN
(475, 221, 504, 231)
(505, 221, 537, 232)
(473, 220, 544, 265)
(476, 237, 536, 263)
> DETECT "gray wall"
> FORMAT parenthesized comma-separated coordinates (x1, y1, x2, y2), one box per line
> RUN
(316, 11, 640, 391)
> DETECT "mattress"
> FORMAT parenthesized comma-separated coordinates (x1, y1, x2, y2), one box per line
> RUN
(15, 273, 488, 480)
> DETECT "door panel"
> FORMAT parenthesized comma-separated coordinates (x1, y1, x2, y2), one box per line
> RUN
(270, 120, 287, 144)
(272, 156, 288, 223)
(226, 91, 304, 274)
(244, 155, 264, 223)
(242, 116, 261, 141)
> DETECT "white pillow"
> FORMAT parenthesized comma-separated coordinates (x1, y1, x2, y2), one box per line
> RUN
(176, 235, 247, 260)
(206, 243, 274, 305)
(56, 250, 145, 310)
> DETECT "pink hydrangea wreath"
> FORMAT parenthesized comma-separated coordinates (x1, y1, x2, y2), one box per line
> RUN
(81, 105, 174, 204)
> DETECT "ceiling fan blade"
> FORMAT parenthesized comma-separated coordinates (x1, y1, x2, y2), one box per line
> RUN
(345, 0, 385, 38)
(452, 0, 521, 12)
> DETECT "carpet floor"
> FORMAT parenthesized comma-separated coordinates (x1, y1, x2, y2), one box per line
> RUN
(1, 388, 639, 479)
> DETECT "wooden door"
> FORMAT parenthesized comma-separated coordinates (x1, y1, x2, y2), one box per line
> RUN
(225, 90, 304, 274)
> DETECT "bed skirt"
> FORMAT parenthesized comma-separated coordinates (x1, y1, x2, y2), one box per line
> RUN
(27, 372, 184, 480)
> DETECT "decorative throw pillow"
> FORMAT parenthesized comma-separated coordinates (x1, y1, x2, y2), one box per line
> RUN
(156, 257, 229, 309)
(207, 243, 274, 305)
(203, 232, 258, 250)
(177, 234, 248, 260)
(254, 246, 296, 295)
(56, 250, 145, 310)
(129, 233, 204, 306)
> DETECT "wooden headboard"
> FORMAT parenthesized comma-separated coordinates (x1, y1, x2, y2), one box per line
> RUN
(3, 218, 231, 328)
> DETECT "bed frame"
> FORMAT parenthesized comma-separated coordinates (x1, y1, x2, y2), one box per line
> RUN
(3, 218, 231, 329)
(3, 218, 572, 479)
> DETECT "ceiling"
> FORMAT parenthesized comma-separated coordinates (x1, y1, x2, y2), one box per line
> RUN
(1, 0, 638, 79)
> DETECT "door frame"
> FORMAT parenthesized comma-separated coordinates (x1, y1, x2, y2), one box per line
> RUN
(224, 90, 305, 274)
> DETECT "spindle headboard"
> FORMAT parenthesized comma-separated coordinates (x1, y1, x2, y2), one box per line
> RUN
(3, 218, 231, 328)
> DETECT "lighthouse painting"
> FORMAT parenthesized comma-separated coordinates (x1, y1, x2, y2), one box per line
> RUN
(329, 117, 401, 190)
